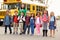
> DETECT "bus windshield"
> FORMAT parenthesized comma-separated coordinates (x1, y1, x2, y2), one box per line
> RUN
(8, 3, 18, 10)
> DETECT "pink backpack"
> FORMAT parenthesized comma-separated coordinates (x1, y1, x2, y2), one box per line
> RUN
(42, 15, 48, 22)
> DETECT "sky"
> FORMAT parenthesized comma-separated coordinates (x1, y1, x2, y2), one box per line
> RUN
(0, 0, 60, 16)
(47, 0, 60, 16)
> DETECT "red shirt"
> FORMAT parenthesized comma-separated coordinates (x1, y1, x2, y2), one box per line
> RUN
(13, 16, 18, 23)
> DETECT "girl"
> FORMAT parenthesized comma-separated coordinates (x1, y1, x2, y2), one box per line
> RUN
(13, 11, 18, 34)
(49, 12, 56, 37)
(42, 10, 49, 37)
(30, 13, 35, 35)
(35, 12, 42, 35)
(18, 4, 27, 16)
(18, 12, 25, 35)
(18, 4, 27, 34)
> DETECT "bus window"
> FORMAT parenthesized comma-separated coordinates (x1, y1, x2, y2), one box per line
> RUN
(8, 3, 18, 10)
(36, 6, 39, 11)
(39, 6, 40, 11)
(33, 6, 35, 10)
(40, 7, 42, 11)
(27, 4, 30, 11)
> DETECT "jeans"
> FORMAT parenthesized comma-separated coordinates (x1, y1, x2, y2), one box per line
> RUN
(30, 25, 34, 34)
(5, 25, 12, 33)
(24, 25, 30, 34)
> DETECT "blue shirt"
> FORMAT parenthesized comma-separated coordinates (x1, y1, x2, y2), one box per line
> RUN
(4, 15, 10, 25)
(50, 16, 55, 21)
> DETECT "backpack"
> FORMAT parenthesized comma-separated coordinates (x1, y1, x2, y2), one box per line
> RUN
(42, 15, 48, 22)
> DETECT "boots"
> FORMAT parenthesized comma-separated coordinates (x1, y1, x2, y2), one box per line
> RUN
(43, 30, 48, 37)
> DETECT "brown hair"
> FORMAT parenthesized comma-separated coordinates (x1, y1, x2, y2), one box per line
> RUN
(43, 10, 48, 16)
(31, 13, 35, 18)
(14, 11, 18, 13)
(36, 12, 41, 16)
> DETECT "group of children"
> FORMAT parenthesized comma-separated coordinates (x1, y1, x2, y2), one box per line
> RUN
(3, 10, 57, 38)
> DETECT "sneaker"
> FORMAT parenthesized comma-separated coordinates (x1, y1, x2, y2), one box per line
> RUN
(20, 33, 22, 35)
(10, 32, 12, 34)
(13, 32, 15, 34)
(5, 32, 7, 34)
(16, 32, 18, 34)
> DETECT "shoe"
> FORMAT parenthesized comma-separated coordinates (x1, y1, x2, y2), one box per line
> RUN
(10, 32, 12, 34)
(16, 32, 18, 34)
(20, 33, 22, 35)
(5, 32, 7, 34)
(13, 32, 15, 34)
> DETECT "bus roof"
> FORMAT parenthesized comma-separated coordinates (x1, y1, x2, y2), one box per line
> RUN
(22, 0, 47, 7)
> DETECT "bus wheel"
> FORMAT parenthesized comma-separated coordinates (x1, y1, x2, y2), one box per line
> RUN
(0, 21, 3, 26)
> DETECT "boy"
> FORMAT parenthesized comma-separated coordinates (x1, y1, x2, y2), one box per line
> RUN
(4, 10, 12, 34)
(18, 12, 25, 35)
(24, 11, 30, 34)
(13, 11, 18, 34)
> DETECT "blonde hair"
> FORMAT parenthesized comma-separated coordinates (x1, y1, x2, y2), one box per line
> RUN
(50, 12, 54, 17)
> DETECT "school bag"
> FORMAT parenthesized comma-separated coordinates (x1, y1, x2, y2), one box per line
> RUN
(53, 16, 56, 29)
(42, 15, 48, 22)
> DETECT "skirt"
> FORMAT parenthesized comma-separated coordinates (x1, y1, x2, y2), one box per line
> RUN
(49, 21, 56, 30)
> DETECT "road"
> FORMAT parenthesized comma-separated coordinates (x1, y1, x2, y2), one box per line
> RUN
(0, 20, 60, 40)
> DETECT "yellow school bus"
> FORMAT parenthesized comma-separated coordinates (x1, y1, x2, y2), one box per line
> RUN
(0, 0, 47, 26)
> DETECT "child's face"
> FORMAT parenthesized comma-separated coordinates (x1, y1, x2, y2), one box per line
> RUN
(21, 13, 24, 16)
(31, 14, 34, 17)
(26, 13, 29, 16)
(51, 13, 54, 16)
(21, 4, 24, 8)
(15, 12, 18, 15)
(37, 13, 40, 16)
(44, 11, 47, 14)
(6, 11, 9, 15)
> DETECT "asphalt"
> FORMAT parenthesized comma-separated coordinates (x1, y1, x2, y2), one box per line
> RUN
(0, 20, 60, 40)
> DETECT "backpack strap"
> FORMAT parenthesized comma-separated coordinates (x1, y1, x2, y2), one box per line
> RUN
(54, 16, 56, 23)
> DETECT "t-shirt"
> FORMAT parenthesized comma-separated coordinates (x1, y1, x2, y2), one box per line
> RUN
(18, 16, 25, 22)
(13, 15, 18, 23)
(50, 16, 55, 21)
(4, 15, 11, 25)
(35, 17, 40, 24)
(25, 16, 30, 25)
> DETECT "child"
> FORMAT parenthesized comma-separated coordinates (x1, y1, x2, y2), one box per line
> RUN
(30, 13, 35, 35)
(3, 10, 12, 34)
(42, 10, 49, 37)
(13, 11, 18, 34)
(35, 12, 42, 35)
(49, 12, 56, 37)
(24, 11, 30, 34)
(18, 12, 25, 35)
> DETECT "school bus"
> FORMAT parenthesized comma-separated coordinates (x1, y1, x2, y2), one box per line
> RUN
(0, 0, 47, 26)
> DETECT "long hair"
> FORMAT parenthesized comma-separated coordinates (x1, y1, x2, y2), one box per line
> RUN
(43, 10, 48, 16)
(30, 13, 35, 18)
(21, 4, 25, 9)
(36, 12, 41, 16)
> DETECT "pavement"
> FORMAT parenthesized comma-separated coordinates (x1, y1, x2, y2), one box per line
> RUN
(0, 20, 60, 40)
